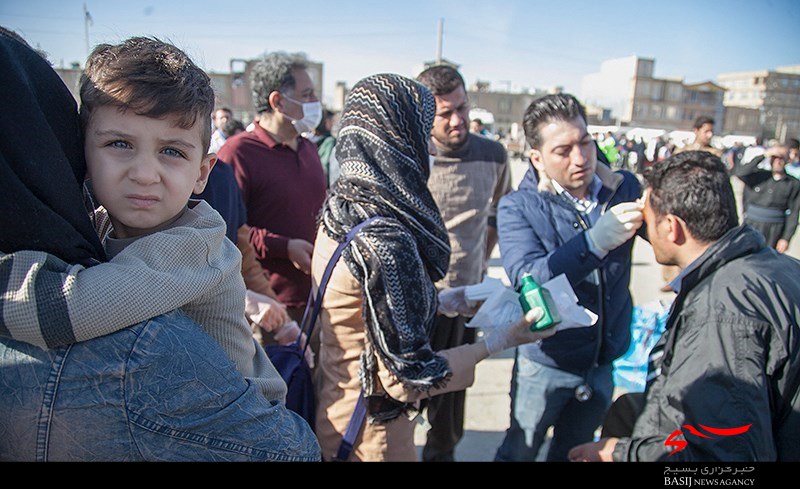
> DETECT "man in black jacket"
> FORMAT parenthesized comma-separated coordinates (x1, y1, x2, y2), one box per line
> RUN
(569, 151, 800, 461)
(735, 143, 800, 253)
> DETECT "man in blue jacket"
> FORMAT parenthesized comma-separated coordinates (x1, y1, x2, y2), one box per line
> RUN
(494, 94, 644, 462)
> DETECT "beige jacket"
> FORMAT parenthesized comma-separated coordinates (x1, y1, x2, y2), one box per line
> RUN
(312, 228, 481, 461)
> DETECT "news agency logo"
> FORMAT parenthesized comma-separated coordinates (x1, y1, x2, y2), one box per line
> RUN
(664, 423, 752, 456)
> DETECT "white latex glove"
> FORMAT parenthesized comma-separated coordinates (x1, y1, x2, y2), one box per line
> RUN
(586, 201, 644, 255)
(245, 289, 289, 332)
(273, 320, 315, 368)
(484, 307, 556, 355)
(437, 286, 479, 318)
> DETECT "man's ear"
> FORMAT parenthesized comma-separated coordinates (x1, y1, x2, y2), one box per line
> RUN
(666, 214, 687, 245)
(268, 90, 283, 112)
(194, 153, 216, 194)
(529, 148, 545, 173)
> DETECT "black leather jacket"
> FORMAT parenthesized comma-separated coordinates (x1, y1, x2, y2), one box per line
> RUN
(614, 225, 800, 461)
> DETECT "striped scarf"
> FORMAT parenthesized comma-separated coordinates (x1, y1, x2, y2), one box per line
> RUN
(321, 74, 452, 419)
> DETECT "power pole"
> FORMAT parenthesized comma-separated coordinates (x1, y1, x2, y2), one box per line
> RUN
(83, 3, 93, 58)
(436, 18, 443, 65)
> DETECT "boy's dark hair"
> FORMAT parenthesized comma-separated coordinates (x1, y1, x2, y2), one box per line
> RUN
(416, 65, 465, 96)
(788, 138, 799, 150)
(644, 151, 738, 243)
(221, 119, 245, 138)
(251, 52, 308, 114)
(693, 115, 714, 130)
(79, 37, 214, 153)
(523, 93, 587, 149)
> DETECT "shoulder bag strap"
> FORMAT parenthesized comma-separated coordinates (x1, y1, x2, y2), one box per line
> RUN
(298, 216, 380, 356)
(334, 392, 368, 461)
(298, 217, 379, 461)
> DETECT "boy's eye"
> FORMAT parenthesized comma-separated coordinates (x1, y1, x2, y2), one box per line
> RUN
(109, 140, 131, 149)
(162, 147, 186, 159)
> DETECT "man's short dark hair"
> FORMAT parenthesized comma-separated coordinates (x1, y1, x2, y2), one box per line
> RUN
(221, 118, 245, 138)
(644, 151, 738, 243)
(251, 52, 308, 114)
(522, 93, 587, 149)
(693, 115, 714, 130)
(416, 65, 465, 96)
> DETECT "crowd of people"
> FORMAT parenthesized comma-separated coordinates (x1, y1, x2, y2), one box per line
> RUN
(1, 27, 799, 462)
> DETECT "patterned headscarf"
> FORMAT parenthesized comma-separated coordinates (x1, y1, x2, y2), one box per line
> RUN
(321, 74, 451, 420)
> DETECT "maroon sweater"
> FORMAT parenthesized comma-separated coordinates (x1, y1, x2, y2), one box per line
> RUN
(217, 124, 326, 308)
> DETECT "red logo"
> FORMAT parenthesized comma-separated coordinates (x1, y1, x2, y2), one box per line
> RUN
(665, 424, 752, 456)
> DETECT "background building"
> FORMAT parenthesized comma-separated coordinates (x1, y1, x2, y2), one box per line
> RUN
(718, 65, 800, 140)
(466, 81, 552, 137)
(581, 55, 725, 132)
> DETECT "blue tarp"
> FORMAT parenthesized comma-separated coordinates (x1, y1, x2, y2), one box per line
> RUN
(612, 300, 670, 393)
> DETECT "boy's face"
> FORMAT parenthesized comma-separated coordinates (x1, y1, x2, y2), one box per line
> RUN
(85, 106, 214, 239)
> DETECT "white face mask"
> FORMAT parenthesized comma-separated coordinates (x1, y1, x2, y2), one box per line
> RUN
(283, 95, 323, 135)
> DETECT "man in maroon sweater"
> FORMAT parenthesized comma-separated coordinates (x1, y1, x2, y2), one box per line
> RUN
(217, 52, 326, 331)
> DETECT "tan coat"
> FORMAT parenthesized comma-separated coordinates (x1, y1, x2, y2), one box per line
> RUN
(312, 228, 481, 461)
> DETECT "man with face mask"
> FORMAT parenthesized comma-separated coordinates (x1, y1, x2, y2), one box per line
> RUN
(416, 65, 512, 462)
(216, 52, 326, 340)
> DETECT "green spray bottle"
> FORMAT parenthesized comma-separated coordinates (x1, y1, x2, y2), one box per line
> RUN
(518, 273, 561, 331)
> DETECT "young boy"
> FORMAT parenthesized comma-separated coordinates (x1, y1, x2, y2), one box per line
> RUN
(2, 37, 286, 402)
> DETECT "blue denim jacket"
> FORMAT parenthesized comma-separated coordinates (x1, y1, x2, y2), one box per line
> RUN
(0, 311, 320, 461)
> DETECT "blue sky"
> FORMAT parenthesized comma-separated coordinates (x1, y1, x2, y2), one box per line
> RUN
(2, 0, 799, 106)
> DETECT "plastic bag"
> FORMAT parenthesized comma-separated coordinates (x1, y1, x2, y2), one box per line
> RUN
(612, 300, 670, 393)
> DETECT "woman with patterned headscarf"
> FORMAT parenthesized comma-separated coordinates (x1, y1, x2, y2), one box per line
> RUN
(312, 73, 554, 461)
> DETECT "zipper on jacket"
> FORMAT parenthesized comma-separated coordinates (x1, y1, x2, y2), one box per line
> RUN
(572, 210, 605, 375)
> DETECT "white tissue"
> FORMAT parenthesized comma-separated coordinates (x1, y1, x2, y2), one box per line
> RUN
(464, 276, 506, 302)
(466, 274, 598, 331)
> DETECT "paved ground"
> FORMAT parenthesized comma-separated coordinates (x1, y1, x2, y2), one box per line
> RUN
(414, 158, 800, 461)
